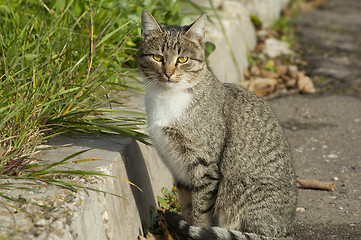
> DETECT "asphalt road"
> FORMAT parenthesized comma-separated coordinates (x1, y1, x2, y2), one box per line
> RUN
(268, 0, 361, 239)
(269, 95, 361, 239)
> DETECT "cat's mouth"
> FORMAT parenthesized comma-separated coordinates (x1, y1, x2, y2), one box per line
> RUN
(159, 76, 181, 84)
(144, 73, 187, 89)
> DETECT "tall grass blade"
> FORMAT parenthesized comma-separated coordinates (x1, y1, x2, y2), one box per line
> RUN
(28, 149, 92, 175)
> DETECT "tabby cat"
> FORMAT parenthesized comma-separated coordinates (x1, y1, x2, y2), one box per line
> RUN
(138, 10, 297, 240)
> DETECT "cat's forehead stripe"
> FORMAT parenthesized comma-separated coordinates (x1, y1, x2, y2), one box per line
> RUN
(163, 27, 184, 52)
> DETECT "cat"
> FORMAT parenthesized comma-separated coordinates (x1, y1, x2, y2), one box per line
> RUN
(138, 9, 297, 240)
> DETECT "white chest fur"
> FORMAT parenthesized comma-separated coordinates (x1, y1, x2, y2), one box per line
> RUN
(145, 86, 192, 128)
(145, 86, 193, 184)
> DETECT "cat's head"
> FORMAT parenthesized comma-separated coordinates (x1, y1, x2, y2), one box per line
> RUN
(138, 10, 207, 90)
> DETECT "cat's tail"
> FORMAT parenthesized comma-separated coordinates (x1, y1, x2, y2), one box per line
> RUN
(164, 212, 290, 240)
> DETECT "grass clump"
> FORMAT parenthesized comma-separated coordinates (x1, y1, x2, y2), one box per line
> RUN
(0, 0, 187, 167)
(0, 1, 190, 231)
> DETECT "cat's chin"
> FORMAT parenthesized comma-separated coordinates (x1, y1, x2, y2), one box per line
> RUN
(149, 79, 194, 91)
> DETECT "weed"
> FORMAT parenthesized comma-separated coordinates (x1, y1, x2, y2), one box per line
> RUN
(264, 59, 276, 72)
(250, 14, 263, 30)
(146, 187, 180, 236)
(157, 187, 180, 212)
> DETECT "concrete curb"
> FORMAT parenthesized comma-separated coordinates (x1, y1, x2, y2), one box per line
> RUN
(202, 0, 288, 84)
(44, 136, 174, 239)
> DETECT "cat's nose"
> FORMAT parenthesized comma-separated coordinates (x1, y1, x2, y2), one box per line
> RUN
(165, 72, 173, 79)
(164, 64, 175, 79)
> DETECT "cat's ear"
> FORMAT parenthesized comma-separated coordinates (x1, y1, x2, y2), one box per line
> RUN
(185, 14, 207, 39)
(141, 10, 163, 38)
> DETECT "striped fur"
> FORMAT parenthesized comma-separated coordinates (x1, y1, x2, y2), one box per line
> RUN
(139, 10, 297, 240)
(164, 212, 285, 240)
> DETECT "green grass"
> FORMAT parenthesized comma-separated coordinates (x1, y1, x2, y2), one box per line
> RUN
(0, 0, 194, 220)
(0, 0, 189, 167)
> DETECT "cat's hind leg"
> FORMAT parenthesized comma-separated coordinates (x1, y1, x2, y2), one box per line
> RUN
(175, 183, 193, 224)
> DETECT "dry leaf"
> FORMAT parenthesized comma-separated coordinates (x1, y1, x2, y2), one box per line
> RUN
(147, 232, 162, 240)
(276, 64, 287, 77)
(250, 65, 261, 76)
(297, 72, 316, 93)
(260, 69, 279, 79)
(255, 42, 265, 51)
(287, 65, 299, 80)
(285, 77, 297, 88)
(243, 68, 251, 79)
(159, 221, 175, 240)
(239, 80, 251, 90)
(297, 179, 336, 191)
(138, 232, 163, 240)
(246, 78, 278, 97)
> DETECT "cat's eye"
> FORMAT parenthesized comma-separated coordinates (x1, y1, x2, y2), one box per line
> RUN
(152, 55, 163, 62)
(177, 57, 189, 63)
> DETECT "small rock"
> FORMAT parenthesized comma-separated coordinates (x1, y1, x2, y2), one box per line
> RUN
(102, 210, 109, 221)
(35, 218, 47, 227)
(296, 207, 306, 213)
(66, 194, 75, 203)
(257, 29, 268, 40)
(243, 68, 251, 79)
(328, 154, 338, 159)
(52, 219, 64, 230)
(262, 38, 293, 58)
(333, 177, 339, 181)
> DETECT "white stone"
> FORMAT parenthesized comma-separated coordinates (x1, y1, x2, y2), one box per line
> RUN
(35, 218, 47, 226)
(296, 207, 306, 213)
(328, 154, 338, 159)
(263, 38, 294, 58)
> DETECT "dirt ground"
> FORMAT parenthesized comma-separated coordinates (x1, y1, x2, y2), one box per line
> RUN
(269, 95, 361, 239)
(268, 0, 361, 239)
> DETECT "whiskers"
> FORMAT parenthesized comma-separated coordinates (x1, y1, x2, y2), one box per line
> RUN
(144, 78, 159, 90)
(141, 72, 161, 90)
(141, 71, 194, 91)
